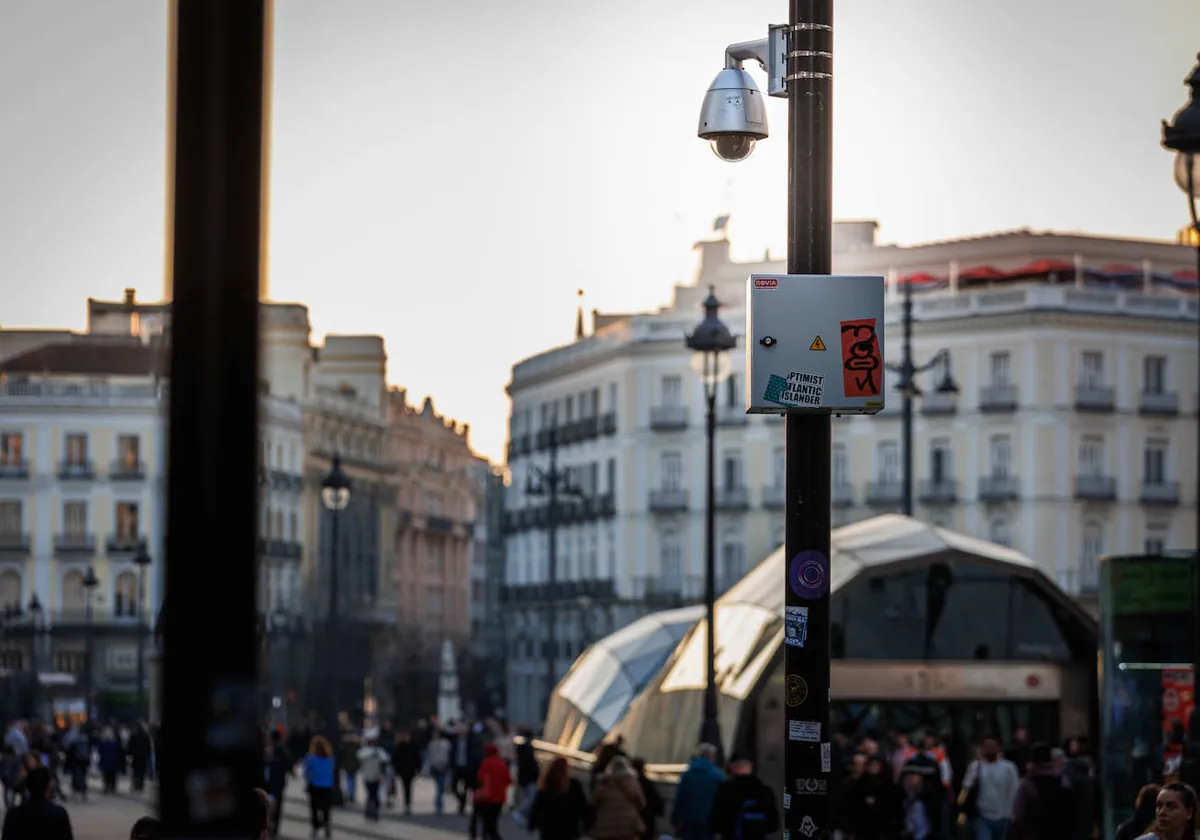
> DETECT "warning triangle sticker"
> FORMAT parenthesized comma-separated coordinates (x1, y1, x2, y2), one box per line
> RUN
(809, 335, 827, 351)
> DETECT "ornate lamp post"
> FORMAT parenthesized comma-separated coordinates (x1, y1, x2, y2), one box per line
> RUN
(320, 455, 351, 740)
(82, 566, 99, 720)
(134, 543, 152, 719)
(27, 593, 43, 718)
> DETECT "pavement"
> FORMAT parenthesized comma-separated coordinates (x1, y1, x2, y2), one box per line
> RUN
(60, 773, 494, 840)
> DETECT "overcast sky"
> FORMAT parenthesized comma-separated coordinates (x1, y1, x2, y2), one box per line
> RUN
(1, 0, 1197, 461)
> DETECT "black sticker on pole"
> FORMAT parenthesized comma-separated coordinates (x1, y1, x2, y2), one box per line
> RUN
(789, 551, 829, 600)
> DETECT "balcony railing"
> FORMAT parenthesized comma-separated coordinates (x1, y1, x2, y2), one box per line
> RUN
(978, 475, 1019, 502)
(1074, 384, 1115, 412)
(919, 479, 958, 505)
(110, 459, 146, 480)
(979, 384, 1018, 413)
(601, 413, 618, 436)
(866, 481, 904, 507)
(631, 575, 704, 606)
(501, 579, 616, 605)
(0, 532, 30, 552)
(920, 392, 958, 417)
(715, 487, 749, 511)
(427, 515, 454, 534)
(257, 538, 302, 560)
(1074, 474, 1117, 501)
(598, 494, 616, 518)
(535, 430, 552, 451)
(832, 482, 855, 508)
(649, 405, 688, 431)
(716, 405, 748, 427)
(58, 460, 94, 480)
(578, 417, 600, 440)
(1139, 480, 1180, 506)
(762, 484, 785, 509)
(649, 488, 688, 512)
(106, 536, 144, 554)
(55, 533, 96, 553)
(0, 460, 30, 479)
(1139, 391, 1179, 416)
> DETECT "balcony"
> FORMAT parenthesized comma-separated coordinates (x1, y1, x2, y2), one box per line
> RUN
(919, 479, 958, 505)
(427, 515, 454, 534)
(265, 470, 303, 492)
(1074, 384, 1115, 412)
(106, 536, 144, 554)
(110, 459, 145, 480)
(535, 430, 552, 451)
(58, 460, 94, 480)
(1139, 391, 1179, 417)
(578, 417, 600, 440)
(715, 486, 749, 511)
(597, 494, 616, 518)
(979, 384, 1018, 413)
(762, 484, 785, 509)
(257, 538, 302, 560)
(832, 482, 855, 508)
(716, 404, 748, 427)
(920, 392, 958, 417)
(648, 488, 688, 512)
(1074, 474, 1117, 501)
(632, 575, 703, 607)
(55, 533, 96, 554)
(601, 413, 618, 436)
(1139, 480, 1180, 507)
(0, 460, 30, 480)
(649, 405, 688, 431)
(866, 481, 904, 507)
(978, 475, 1019, 502)
(0, 532, 30, 553)
(517, 435, 532, 455)
(501, 579, 616, 605)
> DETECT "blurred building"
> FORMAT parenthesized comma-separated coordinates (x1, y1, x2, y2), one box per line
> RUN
(388, 389, 478, 722)
(501, 221, 1198, 724)
(467, 460, 507, 719)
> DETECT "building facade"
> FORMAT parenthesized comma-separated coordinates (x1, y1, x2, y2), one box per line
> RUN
(389, 390, 479, 722)
(467, 460, 506, 719)
(500, 221, 1198, 724)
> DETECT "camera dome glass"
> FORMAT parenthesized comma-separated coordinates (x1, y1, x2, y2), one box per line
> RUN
(710, 135, 755, 162)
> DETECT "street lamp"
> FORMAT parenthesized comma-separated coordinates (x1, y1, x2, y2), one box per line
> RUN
(887, 276, 960, 517)
(686, 287, 737, 752)
(134, 543, 152, 719)
(82, 565, 99, 721)
(27, 593, 43, 719)
(269, 602, 290, 726)
(320, 455, 351, 742)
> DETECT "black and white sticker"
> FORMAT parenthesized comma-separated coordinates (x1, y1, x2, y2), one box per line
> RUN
(799, 816, 818, 838)
(820, 742, 831, 772)
(794, 778, 827, 795)
(788, 720, 821, 742)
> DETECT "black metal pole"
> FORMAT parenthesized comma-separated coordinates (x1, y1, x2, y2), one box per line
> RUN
(328, 507, 341, 738)
(700, 371, 721, 749)
(901, 275, 914, 517)
(159, 0, 265, 835)
(136, 566, 147, 719)
(543, 427, 559, 722)
(84, 593, 93, 721)
(784, 1, 833, 838)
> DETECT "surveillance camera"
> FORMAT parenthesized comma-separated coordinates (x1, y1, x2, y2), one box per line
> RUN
(698, 68, 768, 163)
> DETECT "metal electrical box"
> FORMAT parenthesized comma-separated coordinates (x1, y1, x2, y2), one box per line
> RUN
(745, 274, 886, 415)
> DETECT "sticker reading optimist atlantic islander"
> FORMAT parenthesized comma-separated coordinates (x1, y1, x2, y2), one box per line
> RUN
(788, 720, 821, 742)
(840, 317, 882, 398)
(784, 606, 809, 649)
(763, 371, 825, 408)
(786, 675, 809, 707)
(789, 551, 829, 600)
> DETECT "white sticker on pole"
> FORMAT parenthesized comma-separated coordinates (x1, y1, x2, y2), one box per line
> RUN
(788, 720, 821, 742)
(820, 742, 831, 772)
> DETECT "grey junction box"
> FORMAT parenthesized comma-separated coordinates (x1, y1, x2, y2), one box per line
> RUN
(745, 274, 886, 415)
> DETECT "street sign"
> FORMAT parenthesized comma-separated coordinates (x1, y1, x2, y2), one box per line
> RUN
(746, 274, 886, 414)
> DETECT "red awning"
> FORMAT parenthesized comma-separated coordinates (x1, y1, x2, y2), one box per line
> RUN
(958, 266, 1006, 280)
(1011, 259, 1074, 276)
(901, 272, 939, 285)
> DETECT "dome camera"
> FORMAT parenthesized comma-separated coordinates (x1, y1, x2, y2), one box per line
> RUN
(698, 68, 768, 163)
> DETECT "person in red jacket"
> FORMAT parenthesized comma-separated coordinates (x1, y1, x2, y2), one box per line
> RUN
(475, 744, 513, 840)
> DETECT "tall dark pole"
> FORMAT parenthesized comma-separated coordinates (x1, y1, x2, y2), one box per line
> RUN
(135, 559, 149, 719)
(543, 424, 559, 721)
(784, 0, 833, 838)
(701, 365, 720, 748)
(328, 506, 341, 737)
(84, 586, 94, 719)
(900, 276, 914, 516)
(160, 1, 265, 835)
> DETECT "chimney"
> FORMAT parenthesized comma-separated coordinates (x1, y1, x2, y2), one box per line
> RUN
(123, 288, 136, 306)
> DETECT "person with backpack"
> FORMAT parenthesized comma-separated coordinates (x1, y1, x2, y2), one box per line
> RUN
(959, 737, 1019, 840)
(672, 744, 726, 840)
(1010, 743, 1074, 840)
(707, 754, 779, 840)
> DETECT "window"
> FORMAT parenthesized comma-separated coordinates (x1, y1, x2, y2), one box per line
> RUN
(989, 520, 1012, 548)
(661, 375, 683, 407)
(113, 572, 138, 618)
(63, 502, 87, 535)
(1144, 440, 1168, 484)
(722, 451, 743, 490)
(773, 447, 787, 487)
(0, 502, 20, 534)
(539, 403, 551, 430)
(1078, 437, 1104, 476)
(289, 512, 298, 541)
(1080, 352, 1104, 387)
(0, 570, 19, 611)
(64, 433, 88, 465)
(725, 374, 738, 408)
(660, 533, 683, 589)
(1145, 531, 1168, 555)
(660, 452, 683, 491)
(115, 502, 140, 541)
(929, 439, 951, 483)
(720, 539, 745, 587)
(989, 352, 1011, 386)
(564, 396, 574, 423)
(832, 444, 849, 486)
(877, 441, 900, 483)
(1143, 356, 1167, 394)
(1081, 523, 1104, 588)
(117, 435, 141, 468)
(0, 433, 23, 466)
(62, 570, 85, 611)
(606, 458, 617, 494)
(427, 493, 443, 516)
(607, 383, 617, 415)
(989, 435, 1012, 478)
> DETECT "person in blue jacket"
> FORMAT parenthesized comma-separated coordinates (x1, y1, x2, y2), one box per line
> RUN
(304, 736, 336, 838)
(671, 743, 726, 840)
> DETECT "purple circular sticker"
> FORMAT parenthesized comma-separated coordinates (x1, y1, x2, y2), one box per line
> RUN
(789, 550, 829, 600)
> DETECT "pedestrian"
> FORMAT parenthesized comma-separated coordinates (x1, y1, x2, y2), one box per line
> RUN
(0, 764, 73, 840)
(390, 729, 421, 816)
(128, 722, 153, 793)
(1009, 743, 1073, 840)
(425, 728, 453, 816)
(844, 753, 903, 840)
(529, 756, 589, 840)
(513, 728, 541, 826)
(62, 725, 89, 803)
(960, 737, 1019, 840)
(1135, 782, 1197, 840)
(356, 736, 390, 821)
(1118, 785, 1163, 840)
(304, 735, 336, 839)
(98, 726, 121, 794)
(671, 744, 725, 840)
(475, 743, 513, 840)
(630, 758, 663, 840)
(588, 757, 646, 840)
(708, 753, 778, 840)
(592, 736, 627, 790)
(901, 770, 933, 840)
(262, 729, 291, 836)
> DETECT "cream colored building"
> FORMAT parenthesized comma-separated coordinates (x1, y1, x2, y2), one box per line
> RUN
(500, 221, 1198, 724)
